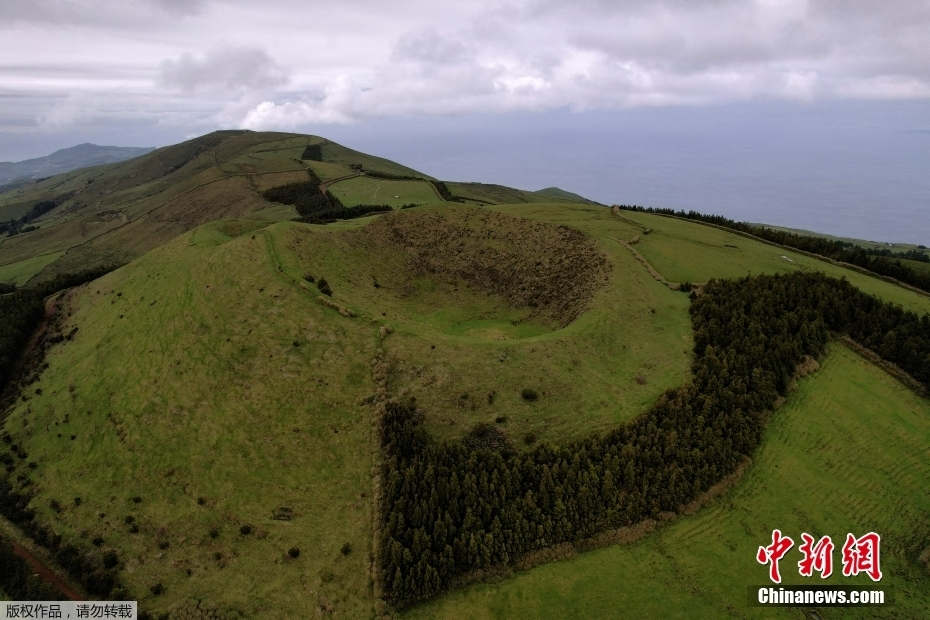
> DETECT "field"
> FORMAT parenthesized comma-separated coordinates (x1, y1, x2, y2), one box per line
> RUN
(621, 210, 930, 315)
(0, 252, 64, 285)
(307, 160, 357, 182)
(318, 141, 431, 179)
(409, 343, 930, 618)
(327, 176, 441, 207)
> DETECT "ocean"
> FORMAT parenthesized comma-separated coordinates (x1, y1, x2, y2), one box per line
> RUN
(328, 101, 930, 245)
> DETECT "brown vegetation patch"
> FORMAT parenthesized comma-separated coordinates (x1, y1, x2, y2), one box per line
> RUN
(352, 208, 610, 326)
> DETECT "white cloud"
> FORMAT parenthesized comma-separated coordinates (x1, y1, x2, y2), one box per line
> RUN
(240, 78, 357, 128)
(159, 46, 287, 94)
(1, 0, 929, 134)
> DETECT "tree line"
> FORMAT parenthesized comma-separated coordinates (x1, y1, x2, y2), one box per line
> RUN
(378, 272, 930, 607)
(618, 205, 930, 293)
(261, 171, 395, 223)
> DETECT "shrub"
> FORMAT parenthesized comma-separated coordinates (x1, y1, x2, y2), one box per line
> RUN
(340, 542, 352, 556)
(85, 570, 115, 598)
(92, 537, 104, 547)
(520, 388, 538, 401)
(463, 423, 511, 452)
(239, 524, 252, 535)
(157, 540, 169, 550)
(131, 496, 142, 504)
(209, 527, 219, 539)
(523, 432, 537, 445)
(303, 274, 315, 283)
(150, 583, 164, 596)
(494, 416, 507, 424)
(288, 547, 300, 558)
(317, 278, 333, 297)
(103, 551, 119, 569)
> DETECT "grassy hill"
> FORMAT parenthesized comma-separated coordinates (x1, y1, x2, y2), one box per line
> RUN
(0, 132, 599, 287)
(0, 132, 928, 618)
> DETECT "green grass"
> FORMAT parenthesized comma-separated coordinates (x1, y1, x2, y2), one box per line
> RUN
(621, 211, 930, 315)
(307, 160, 357, 182)
(0, 251, 64, 285)
(408, 343, 930, 618)
(1, 220, 379, 617)
(318, 141, 431, 179)
(444, 182, 534, 204)
(327, 176, 440, 207)
(443, 183, 597, 206)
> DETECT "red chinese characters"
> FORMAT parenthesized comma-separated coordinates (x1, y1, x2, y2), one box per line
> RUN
(841, 532, 882, 582)
(756, 529, 794, 584)
(797, 533, 834, 578)
(757, 529, 883, 583)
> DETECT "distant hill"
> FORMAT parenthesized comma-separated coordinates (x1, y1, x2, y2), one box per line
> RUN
(532, 186, 601, 204)
(0, 143, 153, 185)
(0, 130, 600, 284)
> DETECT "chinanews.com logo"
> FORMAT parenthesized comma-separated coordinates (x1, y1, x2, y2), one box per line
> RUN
(751, 530, 888, 607)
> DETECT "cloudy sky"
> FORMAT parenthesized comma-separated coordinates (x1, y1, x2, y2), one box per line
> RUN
(1, 0, 929, 240)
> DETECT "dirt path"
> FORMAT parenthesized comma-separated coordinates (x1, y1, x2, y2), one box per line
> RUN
(319, 171, 364, 193)
(611, 237, 700, 292)
(5, 535, 84, 600)
(608, 208, 706, 292)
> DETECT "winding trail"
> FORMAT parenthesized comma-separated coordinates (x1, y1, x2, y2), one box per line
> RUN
(610, 236, 704, 292)
(0, 524, 84, 601)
